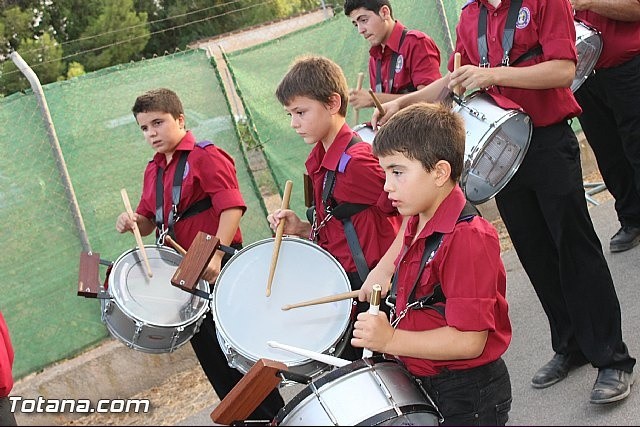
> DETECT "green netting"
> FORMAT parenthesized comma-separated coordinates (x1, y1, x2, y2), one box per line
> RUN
(0, 49, 269, 379)
(227, 0, 469, 216)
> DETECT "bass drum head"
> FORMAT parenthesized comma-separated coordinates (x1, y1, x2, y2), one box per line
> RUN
(109, 245, 209, 327)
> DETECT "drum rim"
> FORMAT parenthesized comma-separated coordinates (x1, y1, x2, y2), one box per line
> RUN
(108, 245, 209, 327)
(211, 236, 352, 368)
(276, 355, 437, 424)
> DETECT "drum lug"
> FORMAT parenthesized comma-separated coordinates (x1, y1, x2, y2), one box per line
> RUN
(101, 300, 113, 322)
(131, 321, 144, 348)
(169, 326, 185, 352)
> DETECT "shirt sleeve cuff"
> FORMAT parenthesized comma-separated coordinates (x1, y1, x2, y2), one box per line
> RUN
(211, 188, 247, 215)
(445, 297, 496, 332)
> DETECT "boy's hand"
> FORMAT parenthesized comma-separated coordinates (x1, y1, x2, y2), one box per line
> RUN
(116, 211, 137, 233)
(202, 252, 223, 283)
(351, 310, 395, 353)
(371, 100, 401, 129)
(267, 209, 305, 237)
(358, 270, 391, 303)
(348, 88, 373, 110)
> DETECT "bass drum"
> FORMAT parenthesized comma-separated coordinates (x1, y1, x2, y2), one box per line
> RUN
(275, 356, 441, 426)
(102, 245, 210, 353)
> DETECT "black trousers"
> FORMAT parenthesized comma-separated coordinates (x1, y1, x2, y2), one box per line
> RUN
(417, 358, 512, 426)
(575, 54, 640, 228)
(495, 122, 635, 372)
(190, 244, 285, 421)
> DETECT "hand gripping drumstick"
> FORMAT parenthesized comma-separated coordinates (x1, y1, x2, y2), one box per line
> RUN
(453, 52, 463, 97)
(368, 89, 386, 117)
(266, 180, 293, 297)
(121, 188, 153, 278)
(267, 340, 350, 368)
(362, 284, 382, 358)
(281, 290, 360, 311)
(353, 72, 365, 125)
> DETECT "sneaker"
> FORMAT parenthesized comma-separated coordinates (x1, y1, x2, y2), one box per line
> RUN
(610, 225, 640, 253)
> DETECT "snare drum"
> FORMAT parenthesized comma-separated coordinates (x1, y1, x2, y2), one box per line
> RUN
(353, 123, 375, 144)
(211, 237, 352, 378)
(102, 245, 209, 353)
(573, 20, 603, 92)
(452, 91, 532, 204)
(275, 356, 440, 426)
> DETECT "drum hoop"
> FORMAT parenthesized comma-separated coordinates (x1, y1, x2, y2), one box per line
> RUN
(212, 236, 352, 367)
(109, 245, 209, 327)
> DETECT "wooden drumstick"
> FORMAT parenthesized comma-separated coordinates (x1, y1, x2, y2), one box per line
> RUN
(120, 188, 153, 278)
(267, 340, 350, 368)
(281, 290, 360, 311)
(266, 180, 293, 297)
(453, 52, 463, 97)
(368, 89, 385, 117)
(164, 234, 186, 256)
(353, 72, 365, 125)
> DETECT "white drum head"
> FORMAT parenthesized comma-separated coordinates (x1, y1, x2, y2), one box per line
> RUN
(212, 237, 352, 368)
(353, 123, 375, 144)
(109, 246, 209, 327)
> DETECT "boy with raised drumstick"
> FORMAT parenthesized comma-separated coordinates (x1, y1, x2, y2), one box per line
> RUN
(267, 55, 402, 360)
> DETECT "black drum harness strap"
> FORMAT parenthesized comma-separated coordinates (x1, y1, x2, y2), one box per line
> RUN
(375, 28, 417, 94)
(155, 141, 214, 245)
(386, 202, 480, 326)
(477, 0, 542, 70)
(307, 134, 371, 282)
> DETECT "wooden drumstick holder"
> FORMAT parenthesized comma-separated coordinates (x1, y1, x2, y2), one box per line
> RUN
(77, 251, 101, 298)
(170, 231, 220, 294)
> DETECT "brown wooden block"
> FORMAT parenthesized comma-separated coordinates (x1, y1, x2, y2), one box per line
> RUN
(210, 358, 287, 425)
(77, 251, 101, 298)
(171, 232, 219, 293)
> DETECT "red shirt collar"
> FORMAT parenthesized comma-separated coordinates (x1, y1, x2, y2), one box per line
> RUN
(322, 123, 357, 170)
(152, 130, 196, 169)
(404, 185, 467, 245)
(369, 20, 406, 59)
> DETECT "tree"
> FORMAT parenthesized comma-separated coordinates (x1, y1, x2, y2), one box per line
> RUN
(72, 0, 150, 71)
(1, 32, 63, 94)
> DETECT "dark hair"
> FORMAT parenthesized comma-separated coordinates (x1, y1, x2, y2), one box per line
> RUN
(275, 55, 349, 117)
(344, 0, 393, 17)
(132, 88, 184, 119)
(373, 102, 465, 181)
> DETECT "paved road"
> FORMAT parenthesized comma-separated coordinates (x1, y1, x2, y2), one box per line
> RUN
(180, 197, 640, 426)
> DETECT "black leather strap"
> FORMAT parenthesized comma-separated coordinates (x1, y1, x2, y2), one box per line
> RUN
(478, 0, 523, 67)
(375, 28, 409, 93)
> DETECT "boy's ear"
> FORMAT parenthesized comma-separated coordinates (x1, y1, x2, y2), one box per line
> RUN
(379, 5, 391, 19)
(327, 93, 342, 114)
(434, 160, 452, 186)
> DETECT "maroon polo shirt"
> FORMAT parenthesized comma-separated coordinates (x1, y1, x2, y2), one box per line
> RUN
(136, 131, 246, 249)
(575, 11, 640, 69)
(449, 0, 582, 127)
(393, 186, 511, 377)
(305, 123, 401, 273)
(369, 20, 442, 94)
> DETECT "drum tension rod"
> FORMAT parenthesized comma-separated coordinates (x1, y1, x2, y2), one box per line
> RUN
(278, 370, 312, 385)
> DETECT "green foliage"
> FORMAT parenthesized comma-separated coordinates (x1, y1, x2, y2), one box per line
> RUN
(0, 33, 63, 94)
(65, 61, 86, 79)
(73, 0, 150, 71)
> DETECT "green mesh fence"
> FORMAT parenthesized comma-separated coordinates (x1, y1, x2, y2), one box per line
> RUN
(227, 0, 469, 217)
(0, 49, 269, 379)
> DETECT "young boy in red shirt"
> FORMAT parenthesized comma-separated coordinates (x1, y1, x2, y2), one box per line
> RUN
(0, 311, 16, 426)
(116, 88, 284, 419)
(353, 102, 512, 425)
(267, 55, 401, 359)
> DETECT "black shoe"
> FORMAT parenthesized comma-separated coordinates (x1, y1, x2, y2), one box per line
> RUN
(590, 368, 634, 404)
(610, 225, 640, 253)
(531, 353, 582, 389)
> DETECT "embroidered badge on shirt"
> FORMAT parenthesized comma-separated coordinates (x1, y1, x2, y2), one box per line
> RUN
(516, 7, 531, 29)
(395, 55, 404, 73)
